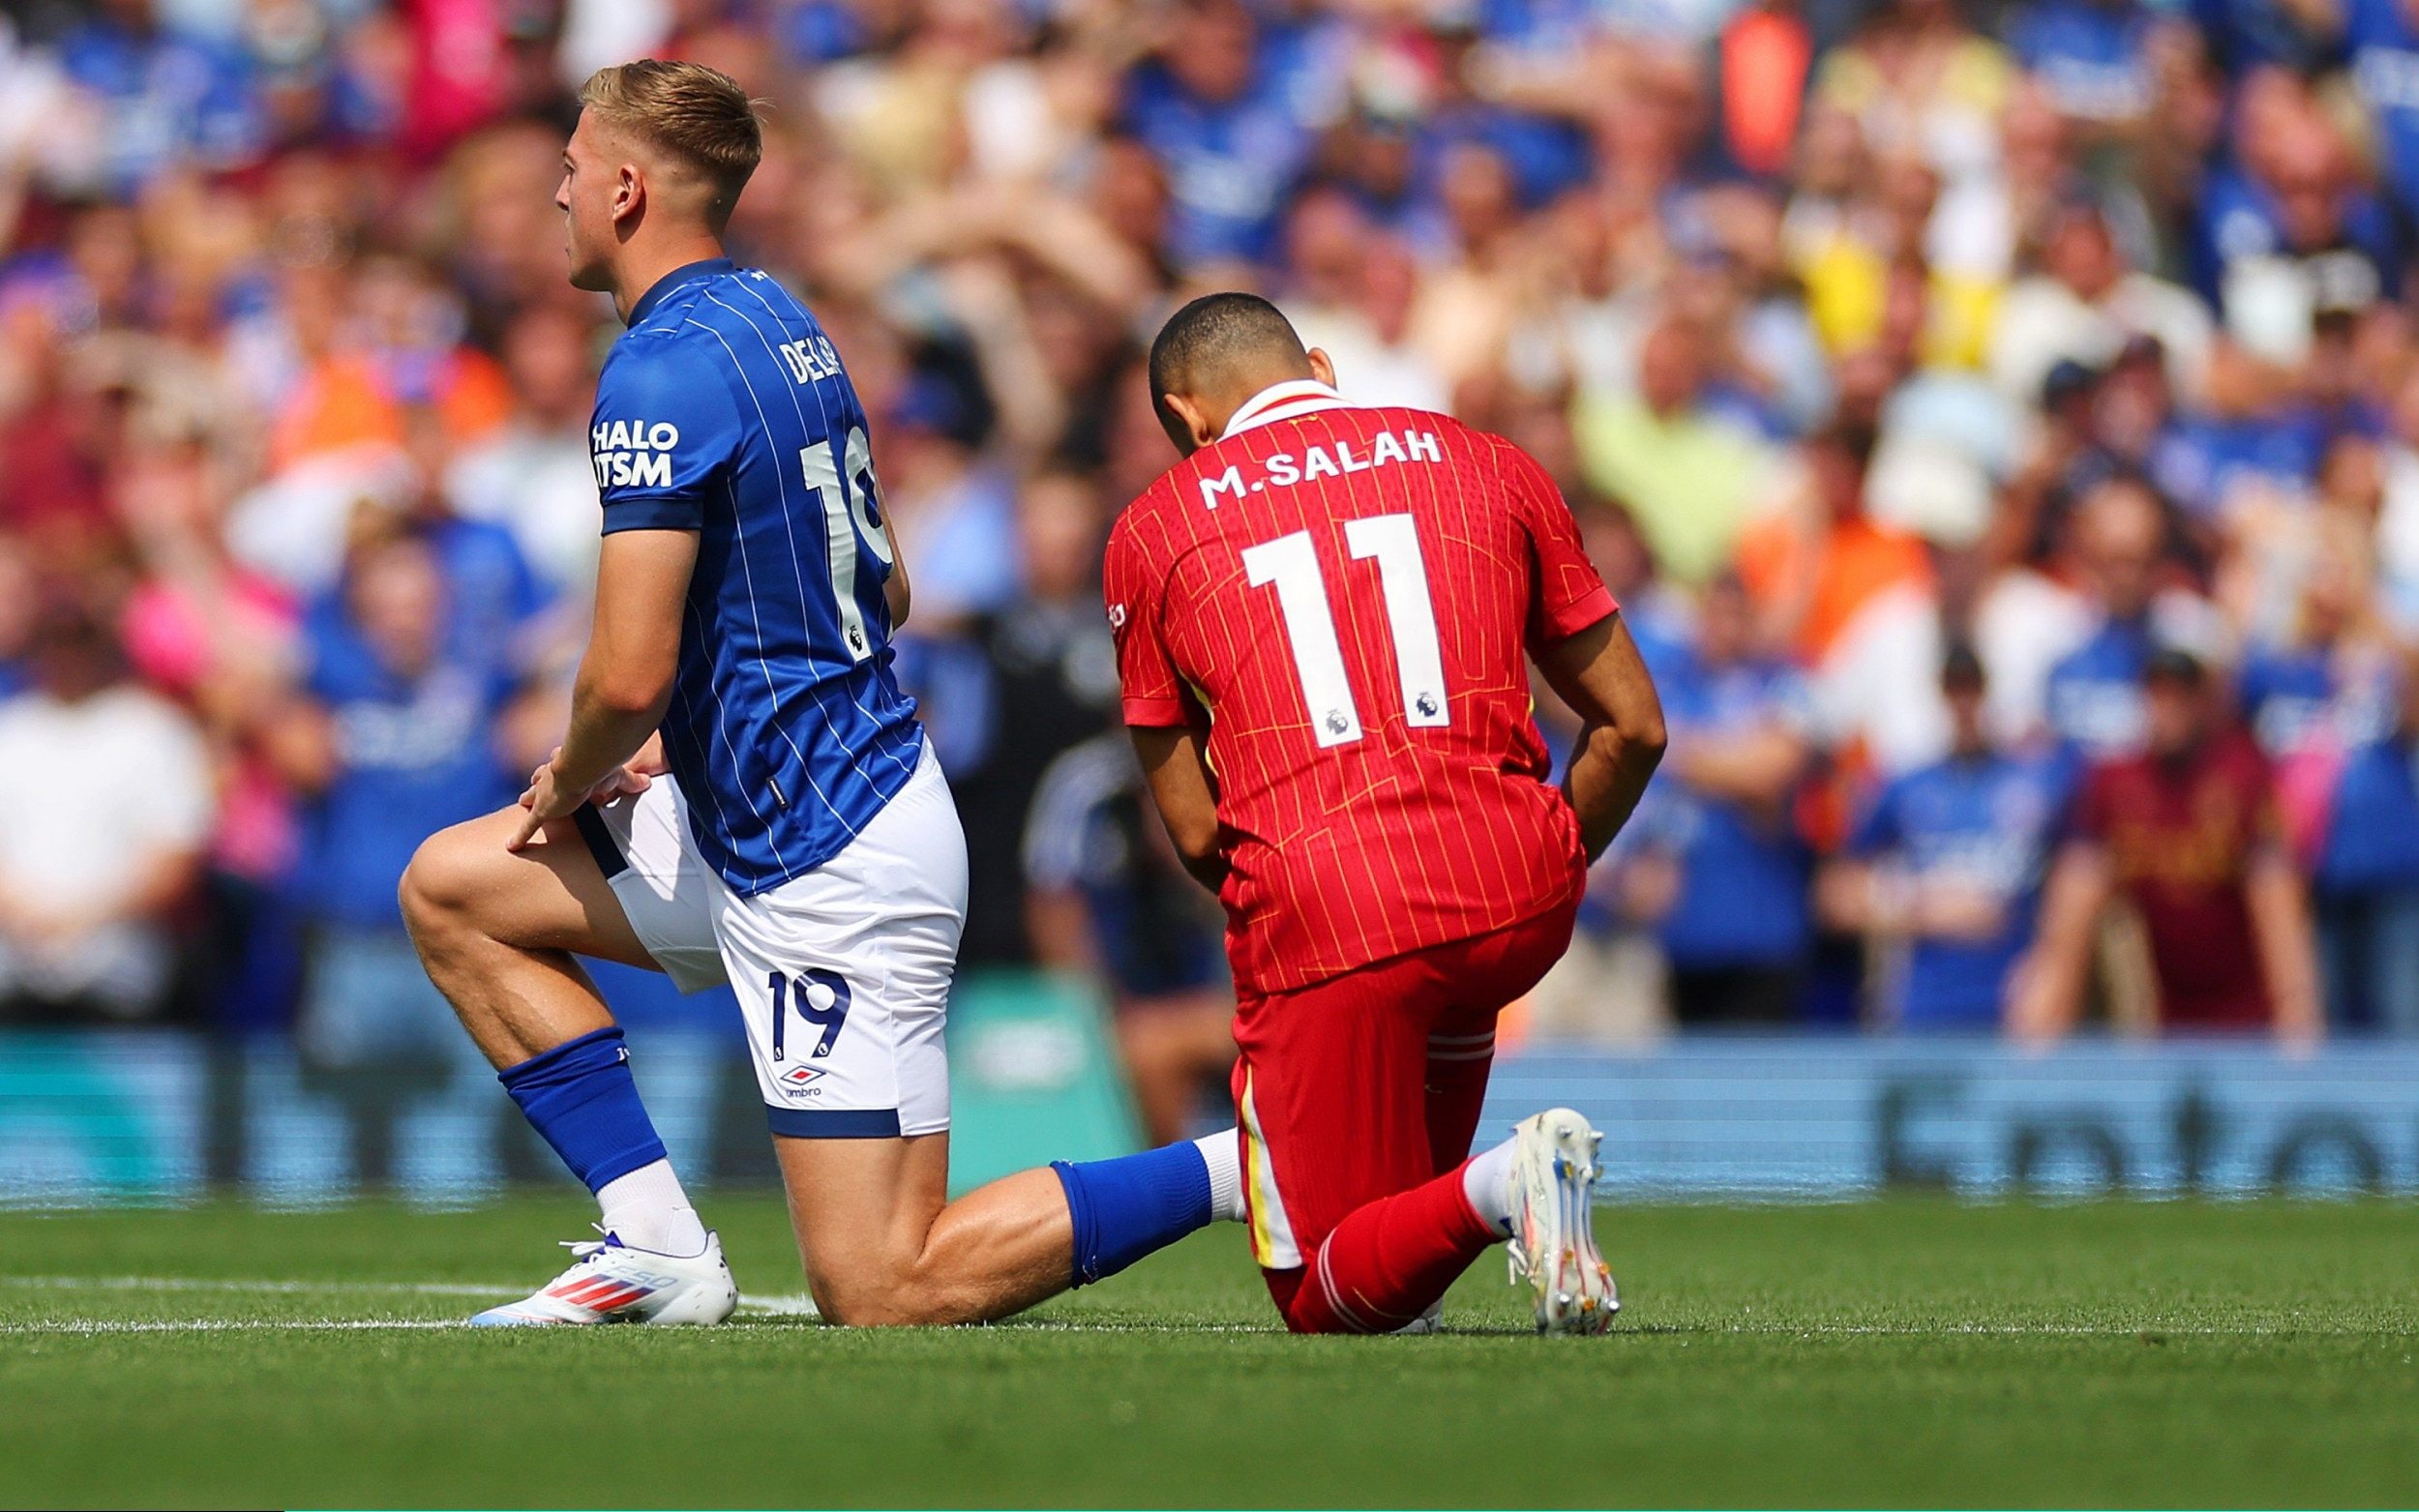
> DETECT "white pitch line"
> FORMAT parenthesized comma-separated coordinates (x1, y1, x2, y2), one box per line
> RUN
(0, 1274, 823, 1318)
(0, 1318, 476, 1335)
(1, 1274, 514, 1298)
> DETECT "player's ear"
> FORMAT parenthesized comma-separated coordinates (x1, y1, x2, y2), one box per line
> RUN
(1306, 347, 1337, 389)
(612, 162, 643, 232)
(1160, 392, 1216, 457)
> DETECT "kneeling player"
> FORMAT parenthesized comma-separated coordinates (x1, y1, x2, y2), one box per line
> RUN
(1105, 295, 1666, 1333)
(403, 61, 1236, 1326)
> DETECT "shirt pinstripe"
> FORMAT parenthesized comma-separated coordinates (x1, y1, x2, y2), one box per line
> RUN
(592, 259, 922, 896)
(1103, 385, 1616, 993)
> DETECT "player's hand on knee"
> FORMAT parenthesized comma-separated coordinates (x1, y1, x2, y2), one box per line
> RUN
(508, 761, 587, 851)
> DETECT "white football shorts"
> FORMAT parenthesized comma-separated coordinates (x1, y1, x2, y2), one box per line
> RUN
(571, 739, 965, 1139)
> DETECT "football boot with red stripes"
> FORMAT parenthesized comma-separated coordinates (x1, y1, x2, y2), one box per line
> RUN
(469, 1229, 737, 1326)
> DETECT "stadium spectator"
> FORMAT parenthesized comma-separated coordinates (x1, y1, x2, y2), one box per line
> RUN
(880, 374, 1022, 626)
(113, 430, 306, 1033)
(1736, 421, 1943, 770)
(0, 590, 211, 1022)
(1025, 729, 1235, 1144)
(1574, 314, 1777, 589)
(263, 529, 521, 1070)
(1525, 502, 1686, 1044)
(0, 532, 34, 696)
(2307, 642, 2419, 1032)
(56, 0, 264, 196)
(2013, 649, 2324, 1038)
(2040, 473, 2222, 759)
(929, 469, 1123, 967)
(446, 302, 610, 598)
(1822, 646, 2067, 1029)
(0, 0, 2413, 1092)
(2234, 506, 2401, 774)
(1121, 0, 1321, 268)
(1619, 574, 1818, 1025)
(1987, 199, 2214, 409)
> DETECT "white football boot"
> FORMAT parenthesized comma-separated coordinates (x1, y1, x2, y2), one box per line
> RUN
(470, 1230, 738, 1326)
(1505, 1108, 1618, 1335)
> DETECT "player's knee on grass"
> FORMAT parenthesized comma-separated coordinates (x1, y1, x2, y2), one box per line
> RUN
(798, 1221, 1036, 1328)
(1262, 1265, 1338, 1335)
(805, 1257, 972, 1328)
(808, 1276, 914, 1327)
(1265, 1261, 1393, 1335)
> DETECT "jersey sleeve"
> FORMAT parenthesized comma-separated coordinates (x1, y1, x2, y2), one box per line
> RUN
(1500, 439, 1618, 644)
(1103, 504, 1191, 728)
(590, 337, 736, 534)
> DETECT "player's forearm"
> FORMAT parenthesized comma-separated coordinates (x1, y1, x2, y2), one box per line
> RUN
(1563, 719, 1662, 864)
(1129, 724, 1229, 895)
(554, 660, 671, 794)
(1537, 614, 1665, 862)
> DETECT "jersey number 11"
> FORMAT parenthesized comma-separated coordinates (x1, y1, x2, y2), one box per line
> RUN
(1241, 512, 1448, 750)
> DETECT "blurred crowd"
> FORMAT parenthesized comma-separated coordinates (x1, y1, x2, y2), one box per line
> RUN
(4, 0, 2419, 1117)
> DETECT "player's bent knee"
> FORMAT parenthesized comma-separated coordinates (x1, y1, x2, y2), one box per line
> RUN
(398, 821, 494, 944)
(808, 1275, 930, 1328)
(805, 1259, 985, 1328)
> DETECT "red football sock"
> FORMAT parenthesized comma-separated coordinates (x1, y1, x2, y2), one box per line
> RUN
(1422, 1044, 1493, 1176)
(1280, 1163, 1499, 1335)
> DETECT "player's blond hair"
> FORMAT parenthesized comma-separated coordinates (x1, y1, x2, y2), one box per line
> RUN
(578, 59, 763, 222)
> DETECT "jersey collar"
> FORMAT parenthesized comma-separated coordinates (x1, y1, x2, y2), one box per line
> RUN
(1219, 378, 1348, 439)
(628, 257, 737, 326)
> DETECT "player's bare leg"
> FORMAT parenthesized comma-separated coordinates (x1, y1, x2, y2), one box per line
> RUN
(400, 809, 645, 1064)
(401, 808, 736, 1325)
(772, 1136, 1090, 1325)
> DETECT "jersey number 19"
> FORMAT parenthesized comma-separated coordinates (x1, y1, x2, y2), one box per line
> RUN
(799, 425, 892, 662)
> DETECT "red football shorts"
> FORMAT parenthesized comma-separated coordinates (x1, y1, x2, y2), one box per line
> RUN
(1231, 896, 1580, 1278)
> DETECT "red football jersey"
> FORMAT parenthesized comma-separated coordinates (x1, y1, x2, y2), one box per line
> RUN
(1103, 381, 1617, 993)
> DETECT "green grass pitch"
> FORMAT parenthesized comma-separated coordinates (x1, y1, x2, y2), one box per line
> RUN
(2, 1198, 2416, 1508)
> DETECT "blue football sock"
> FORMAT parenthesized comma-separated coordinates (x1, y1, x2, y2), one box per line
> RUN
(1051, 1142, 1214, 1287)
(497, 1026, 669, 1195)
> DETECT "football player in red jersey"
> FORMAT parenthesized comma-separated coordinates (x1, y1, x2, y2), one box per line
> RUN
(1104, 293, 1666, 1334)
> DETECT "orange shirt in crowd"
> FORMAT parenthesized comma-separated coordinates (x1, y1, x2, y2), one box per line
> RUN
(268, 347, 514, 474)
(1720, 8, 1813, 179)
(1735, 512, 1932, 666)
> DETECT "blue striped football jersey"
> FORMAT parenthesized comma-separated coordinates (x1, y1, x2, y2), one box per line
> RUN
(591, 258, 923, 896)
